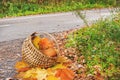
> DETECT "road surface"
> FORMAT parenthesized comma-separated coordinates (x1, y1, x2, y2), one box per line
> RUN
(0, 8, 115, 42)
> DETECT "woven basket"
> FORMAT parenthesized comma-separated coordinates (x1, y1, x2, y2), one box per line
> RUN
(22, 32, 59, 68)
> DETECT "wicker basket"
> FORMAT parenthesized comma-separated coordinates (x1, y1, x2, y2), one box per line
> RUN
(22, 32, 59, 68)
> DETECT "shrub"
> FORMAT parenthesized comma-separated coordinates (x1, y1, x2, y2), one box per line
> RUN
(0, 0, 118, 18)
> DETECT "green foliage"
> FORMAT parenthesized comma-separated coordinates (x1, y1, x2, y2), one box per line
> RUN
(66, 15, 120, 79)
(0, 0, 118, 18)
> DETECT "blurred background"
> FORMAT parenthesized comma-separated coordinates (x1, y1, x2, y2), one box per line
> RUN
(0, 0, 120, 18)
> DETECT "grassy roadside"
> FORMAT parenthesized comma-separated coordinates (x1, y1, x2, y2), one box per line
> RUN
(0, 0, 119, 18)
(66, 13, 120, 79)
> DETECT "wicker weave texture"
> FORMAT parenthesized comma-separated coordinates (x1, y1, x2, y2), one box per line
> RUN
(22, 36, 57, 68)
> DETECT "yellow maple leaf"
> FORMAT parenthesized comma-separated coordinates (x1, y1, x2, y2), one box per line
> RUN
(47, 68, 55, 75)
(36, 68, 48, 80)
(32, 36, 41, 49)
(47, 75, 59, 80)
(15, 61, 29, 70)
(23, 68, 37, 78)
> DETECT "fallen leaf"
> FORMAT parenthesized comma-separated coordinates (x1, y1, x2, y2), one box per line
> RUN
(23, 68, 37, 79)
(52, 64, 66, 70)
(36, 68, 48, 80)
(55, 69, 62, 77)
(32, 36, 41, 49)
(47, 75, 59, 80)
(55, 68, 75, 80)
(15, 60, 29, 71)
(18, 67, 31, 72)
(57, 56, 68, 63)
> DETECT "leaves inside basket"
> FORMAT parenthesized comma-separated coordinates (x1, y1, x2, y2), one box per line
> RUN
(32, 36, 57, 57)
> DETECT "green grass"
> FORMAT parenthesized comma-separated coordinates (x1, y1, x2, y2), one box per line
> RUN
(0, 0, 118, 18)
(66, 14, 120, 79)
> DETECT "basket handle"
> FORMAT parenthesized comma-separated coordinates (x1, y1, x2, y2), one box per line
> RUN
(31, 32, 38, 36)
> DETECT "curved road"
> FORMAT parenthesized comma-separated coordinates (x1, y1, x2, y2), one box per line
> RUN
(0, 8, 115, 42)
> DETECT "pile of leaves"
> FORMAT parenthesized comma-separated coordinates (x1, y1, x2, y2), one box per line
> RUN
(66, 14, 120, 79)
(14, 57, 75, 80)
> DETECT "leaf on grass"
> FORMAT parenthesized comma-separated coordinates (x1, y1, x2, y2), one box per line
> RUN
(94, 71, 104, 80)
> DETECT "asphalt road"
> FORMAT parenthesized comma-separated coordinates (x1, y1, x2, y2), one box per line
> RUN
(0, 8, 114, 42)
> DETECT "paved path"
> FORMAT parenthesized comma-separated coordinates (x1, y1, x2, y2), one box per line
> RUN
(0, 8, 114, 42)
